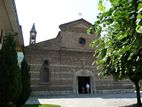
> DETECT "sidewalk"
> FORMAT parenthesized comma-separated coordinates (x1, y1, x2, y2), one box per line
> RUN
(26, 93, 142, 107)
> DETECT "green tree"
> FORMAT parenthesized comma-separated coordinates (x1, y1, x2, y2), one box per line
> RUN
(89, 0, 142, 105)
(136, 1, 142, 33)
(0, 33, 22, 106)
(15, 57, 31, 107)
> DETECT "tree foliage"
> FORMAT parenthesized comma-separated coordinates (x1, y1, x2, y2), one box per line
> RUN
(15, 57, 31, 107)
(136, 1, 142, 33)
(0, 33, 22, 106)
(90, 0, 142, 104)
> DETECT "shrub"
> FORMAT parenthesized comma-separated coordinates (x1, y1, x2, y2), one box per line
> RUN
(15, 57, 31, 107)
(0, 33, 22, 105)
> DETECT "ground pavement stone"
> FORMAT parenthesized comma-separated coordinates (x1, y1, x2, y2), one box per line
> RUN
(26, 93, 142, 107)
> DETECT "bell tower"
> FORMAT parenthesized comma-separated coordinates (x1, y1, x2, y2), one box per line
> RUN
(30, 23, 37, 45)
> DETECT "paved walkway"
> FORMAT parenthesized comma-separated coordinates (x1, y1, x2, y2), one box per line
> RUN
(26, 93, 142, 107)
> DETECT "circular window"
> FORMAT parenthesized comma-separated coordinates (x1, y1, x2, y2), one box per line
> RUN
(79, 37, 86, 45)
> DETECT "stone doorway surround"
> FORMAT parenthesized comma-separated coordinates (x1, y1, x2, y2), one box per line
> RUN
(73, 69, 95, 94)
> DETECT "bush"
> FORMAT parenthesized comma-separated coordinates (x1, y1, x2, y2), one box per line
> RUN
(1, 103, 16, 107)
(0, 33, 22, 105)
(15, 57, 31, 107)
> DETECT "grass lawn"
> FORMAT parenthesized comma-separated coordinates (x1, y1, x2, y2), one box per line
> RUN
(21, 104, 61, 107)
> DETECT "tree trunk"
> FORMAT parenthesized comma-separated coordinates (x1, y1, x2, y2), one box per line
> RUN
(134, 81, 141, 104)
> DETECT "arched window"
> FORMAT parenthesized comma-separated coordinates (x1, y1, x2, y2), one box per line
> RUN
(40, 60, 50, 83)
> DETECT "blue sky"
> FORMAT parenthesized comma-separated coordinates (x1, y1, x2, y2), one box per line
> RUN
(15, 0, 100, 46)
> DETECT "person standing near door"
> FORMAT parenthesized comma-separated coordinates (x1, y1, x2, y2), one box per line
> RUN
(86, 83, 90, 93)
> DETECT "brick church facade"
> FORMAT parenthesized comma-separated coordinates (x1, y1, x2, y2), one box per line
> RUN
(24, 19, 133, 95)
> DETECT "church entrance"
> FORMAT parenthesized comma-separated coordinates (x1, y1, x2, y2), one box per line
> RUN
(78, 76, 91, 94)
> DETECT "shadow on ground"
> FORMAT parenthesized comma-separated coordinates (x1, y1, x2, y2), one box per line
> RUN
(120, 104, 142, 107)
(32, 92, 141, 99)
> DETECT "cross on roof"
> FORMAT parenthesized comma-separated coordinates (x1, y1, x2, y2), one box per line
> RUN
(81, 57, 87, 69)
(78, 12, 83, 18)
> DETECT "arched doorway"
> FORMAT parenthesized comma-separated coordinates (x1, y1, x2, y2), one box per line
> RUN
(73, 69, 95, 94)
(78, 76, 91, 94)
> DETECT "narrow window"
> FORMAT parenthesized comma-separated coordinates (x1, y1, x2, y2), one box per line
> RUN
(40, 60, 50, 83)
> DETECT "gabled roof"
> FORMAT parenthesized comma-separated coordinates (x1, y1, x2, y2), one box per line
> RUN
(59, 18, 92, 31)
(25, 32, 61, 50)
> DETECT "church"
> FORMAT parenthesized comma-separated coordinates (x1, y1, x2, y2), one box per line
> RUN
(24, 19, 133, 96)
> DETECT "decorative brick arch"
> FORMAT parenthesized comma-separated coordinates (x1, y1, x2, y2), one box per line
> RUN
(73, 69, 96, 94)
